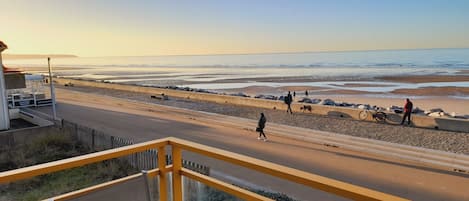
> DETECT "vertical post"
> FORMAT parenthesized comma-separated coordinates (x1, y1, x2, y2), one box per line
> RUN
(91, 130, 95, 152)
(0, 42, 10, 130)
(157, 147, 167, 201)
(47, 57, 57, 120)
(142, 170, 154, 201)
(110, 136, 114, 148)
(172, 146, 183, 201)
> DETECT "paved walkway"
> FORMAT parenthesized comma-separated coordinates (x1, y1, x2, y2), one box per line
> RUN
(37, 88, 469, 201)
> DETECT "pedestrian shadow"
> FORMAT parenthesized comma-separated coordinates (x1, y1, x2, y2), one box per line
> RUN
(327, 111, 353, 119)
(385, 113, 402, 124)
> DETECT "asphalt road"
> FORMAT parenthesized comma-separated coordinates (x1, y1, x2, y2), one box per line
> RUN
(36, 89, 469, 201)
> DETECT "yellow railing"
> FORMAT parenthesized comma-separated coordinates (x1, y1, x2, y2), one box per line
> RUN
(0, 137, 409, 201)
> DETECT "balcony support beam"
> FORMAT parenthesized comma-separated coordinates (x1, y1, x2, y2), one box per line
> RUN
(172, 146, 183, 201)
(158, 146, 168, 201)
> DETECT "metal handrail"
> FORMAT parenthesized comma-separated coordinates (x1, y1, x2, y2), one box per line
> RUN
(0, 137, 410, 201)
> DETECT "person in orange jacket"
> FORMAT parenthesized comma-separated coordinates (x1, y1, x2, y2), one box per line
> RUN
(401, 98, 413, 125)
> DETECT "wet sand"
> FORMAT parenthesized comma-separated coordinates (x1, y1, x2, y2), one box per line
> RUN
(198, 74, 469, 84)
(457, 70, 469, 74)
(392, 87, 469, 96)
(209, 76, 373, 84)
(330, 83, 397, 87)
(377, 75, 469, 83)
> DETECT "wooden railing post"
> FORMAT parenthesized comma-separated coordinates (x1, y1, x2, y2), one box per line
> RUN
(172, 146, 183, 201)
(157, 147, 167, 201)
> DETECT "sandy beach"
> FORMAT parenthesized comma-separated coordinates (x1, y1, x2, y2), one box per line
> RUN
(21, 65, 468, 114)
(308, 95, 469, 115)
(217, 84, 469, 115)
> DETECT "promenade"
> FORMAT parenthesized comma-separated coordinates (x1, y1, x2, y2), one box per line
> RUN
(35, 88, 469, 201)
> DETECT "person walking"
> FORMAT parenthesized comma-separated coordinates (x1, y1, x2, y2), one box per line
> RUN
(305, 90, 309, 96)
(285, 91, 293, 114)
(293, 91, 296, 97)
(401, 98, 413, 125)
(257, 113, 267, 141)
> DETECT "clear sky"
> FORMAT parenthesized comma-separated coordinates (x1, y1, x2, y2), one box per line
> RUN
(1, 0, 469, 57)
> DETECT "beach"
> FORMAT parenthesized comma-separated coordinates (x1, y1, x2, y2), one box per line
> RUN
(210, 74, 469, 115)
(54, 83, 469, 154)
(8, 48, 469, 116)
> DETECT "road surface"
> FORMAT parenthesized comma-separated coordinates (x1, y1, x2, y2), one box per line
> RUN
(35, 88, 469, 201)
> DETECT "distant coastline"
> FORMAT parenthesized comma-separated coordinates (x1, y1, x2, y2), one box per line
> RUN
(2, 54, 77, 60)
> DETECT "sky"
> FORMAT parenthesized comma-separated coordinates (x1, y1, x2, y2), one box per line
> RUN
(1, 0, 469, 57)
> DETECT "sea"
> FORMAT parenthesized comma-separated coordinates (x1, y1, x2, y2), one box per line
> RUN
(4, 48, 469, 94)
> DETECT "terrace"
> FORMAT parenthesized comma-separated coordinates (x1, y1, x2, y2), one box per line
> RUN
(0, 137, 409, 201)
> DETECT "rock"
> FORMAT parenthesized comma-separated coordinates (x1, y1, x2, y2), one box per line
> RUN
(357, 104, 371, 110)
(310, 98, 322, 104)
(278, 96, 286, 101)
(387, 105, 403, 113)
(412, 107, 424, 114)
(428, 112, 447, 117)
(336, 102, 352, 107)
(254, 94, 265, 99)
(320, 99, 335, 106)
(196, 89, 210, 93)
(450, 112, 457, 117)
(425, 108, 444, 114)
(255, 94, 277, 100)
(298, 97, 311, 103)
(230, 92, 249, 97)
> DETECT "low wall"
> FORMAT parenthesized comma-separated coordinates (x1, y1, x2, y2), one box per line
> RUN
(55, 78, 469, 133)
(0, 125, 59, 148)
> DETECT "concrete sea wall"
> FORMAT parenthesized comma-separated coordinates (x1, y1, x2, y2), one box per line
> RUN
(55, 78, 469, 133)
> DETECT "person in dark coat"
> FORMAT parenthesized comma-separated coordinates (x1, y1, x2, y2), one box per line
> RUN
(401, 98, 413, 125)
(285, 91, 293, 114)
(257, 113, 267, 141)
(305, 90, 309, 96)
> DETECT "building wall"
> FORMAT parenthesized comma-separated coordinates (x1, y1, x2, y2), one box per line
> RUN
(5, 73, 26, 89)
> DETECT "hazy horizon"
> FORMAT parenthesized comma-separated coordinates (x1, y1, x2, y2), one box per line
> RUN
(5, 47, 469, 59)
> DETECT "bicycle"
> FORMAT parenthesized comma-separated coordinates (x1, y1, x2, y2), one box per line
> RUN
(358, 110, 387, 123)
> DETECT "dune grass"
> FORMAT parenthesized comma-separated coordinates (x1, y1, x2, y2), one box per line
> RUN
(0, 133, 137, 201)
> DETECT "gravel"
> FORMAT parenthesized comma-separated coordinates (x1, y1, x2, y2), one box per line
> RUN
(59, 85, 469, 155)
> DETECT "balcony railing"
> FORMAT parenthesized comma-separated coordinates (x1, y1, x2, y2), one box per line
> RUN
(0, 137, 409, 201)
